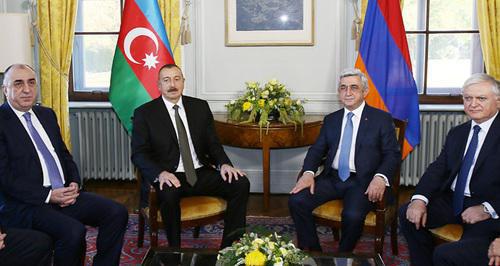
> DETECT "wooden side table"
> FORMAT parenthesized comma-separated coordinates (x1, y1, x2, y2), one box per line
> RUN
(214, 114, 323, 209)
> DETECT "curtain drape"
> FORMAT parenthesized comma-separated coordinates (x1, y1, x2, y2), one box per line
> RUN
(159, 0, 182, 65)
(477, 0, 499, 79)
(36, 0, 77, 148)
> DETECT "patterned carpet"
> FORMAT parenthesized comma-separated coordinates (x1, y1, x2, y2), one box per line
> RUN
(84, 214, 409, 265)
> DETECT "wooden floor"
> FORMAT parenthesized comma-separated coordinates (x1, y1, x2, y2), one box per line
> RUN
(83, 179, 414, 217)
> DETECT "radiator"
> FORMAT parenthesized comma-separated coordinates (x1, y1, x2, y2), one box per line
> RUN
(400, 111, 468, 186)
(71, 109, 134, 180)
(70, 109, 468, 184)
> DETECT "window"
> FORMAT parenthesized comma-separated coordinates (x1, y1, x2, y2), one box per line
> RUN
(70, 0, 123, 101)
(402, 0, 483, 103)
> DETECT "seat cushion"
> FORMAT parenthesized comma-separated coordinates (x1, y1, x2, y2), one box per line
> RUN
(312, 199, 396, 227)
(144, 196, 227, 222)
(430, 224, 463, 242)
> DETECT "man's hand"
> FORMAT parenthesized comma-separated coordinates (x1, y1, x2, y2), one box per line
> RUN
(49, 186, 79, 207)
(461, 205, 490, 224)
(220, 164, 245, 183)
(406, 199, 427, 230)
(290, 172, 315, 194)
(365, 175, 386, 202)
(0, 232, 5, 250)
(158, 171, 181, 189)
(488, 238, 500, 266)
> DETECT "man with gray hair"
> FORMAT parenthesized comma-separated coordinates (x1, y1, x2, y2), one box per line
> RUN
(0, 64, 128, 266)
(400, 73, 500, 265)
(289, 68, 401, 252)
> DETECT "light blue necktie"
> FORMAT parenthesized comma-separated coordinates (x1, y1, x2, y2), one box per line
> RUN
(453, 125, 481, 216)
(23, 112, 64, 189)
(338, 112, 354, 181)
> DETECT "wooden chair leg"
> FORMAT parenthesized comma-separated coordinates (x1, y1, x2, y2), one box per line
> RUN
(391, 218, 399, 255)
(193, 226, 201, 238)
(151, 231, 158, 248)
(332, 228, 340, 241)
(138, 212, 145, 247)
(375, 234, 384, 255)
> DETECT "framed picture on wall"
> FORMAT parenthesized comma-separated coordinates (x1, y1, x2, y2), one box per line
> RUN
(225, 0, 314, 46)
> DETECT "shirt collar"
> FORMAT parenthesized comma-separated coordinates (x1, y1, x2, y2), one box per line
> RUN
(471, 111, 498, 133)
(343, 101, 365, 119)
(7, 101, 33, 120)
(162, 96, 184, 111)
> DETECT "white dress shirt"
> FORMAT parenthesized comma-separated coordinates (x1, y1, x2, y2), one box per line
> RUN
(412, 111, 499, 218)
(9, 103, 66, 203)
(162, 97, 203, 172)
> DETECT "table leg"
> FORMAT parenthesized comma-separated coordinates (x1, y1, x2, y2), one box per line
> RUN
(262, 145, 270, 210)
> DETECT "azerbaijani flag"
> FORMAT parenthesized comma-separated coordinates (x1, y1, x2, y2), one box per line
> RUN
(110, 0, 175, 133)
(355, 0, 420, 159)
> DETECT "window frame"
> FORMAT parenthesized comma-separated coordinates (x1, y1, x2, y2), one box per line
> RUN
(405, 0, 482, 104)
(69, 0, 124, 102)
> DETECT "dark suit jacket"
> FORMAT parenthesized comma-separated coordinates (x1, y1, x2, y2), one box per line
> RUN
(131, 96, 231, 184)
(414, 114, 500, 211)
(0, 103, 80, 224)
(302, 104, 401, 189)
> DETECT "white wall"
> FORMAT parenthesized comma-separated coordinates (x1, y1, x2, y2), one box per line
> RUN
(181, 0, 358, 193)
(0, 0, 31, 105)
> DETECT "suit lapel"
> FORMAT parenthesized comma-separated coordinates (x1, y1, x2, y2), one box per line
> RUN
(331, 109, 343, 152)
(153, 97, 179, 145)
(1, 103, 41, 163)
(183, 96, 199, 150)
(355, 105, 370, 152)
(473, 115, 500, 173)
(448, 122, 470, 179)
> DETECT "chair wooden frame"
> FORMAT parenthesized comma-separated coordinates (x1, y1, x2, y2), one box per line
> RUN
(136, 170, 227, 248)
(310, 118, 406, 255)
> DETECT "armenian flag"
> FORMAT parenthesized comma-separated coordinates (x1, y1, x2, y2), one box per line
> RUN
(355, 0, 420, 158)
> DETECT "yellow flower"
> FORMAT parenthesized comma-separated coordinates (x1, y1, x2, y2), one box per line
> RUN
(243, 102, 252, 111)
(258, 99, 266, 108)
(245, 250, 266, 266)
(261, 90, 269, 99)
(284, 98, 292, 106)
(269, 78, 278, 85)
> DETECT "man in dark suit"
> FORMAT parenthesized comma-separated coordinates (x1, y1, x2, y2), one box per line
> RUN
(0, 64, 128, 266)
(131, 63, 250, 248)
(0, 227, 52, 265)
(288, 68, 401, 252)
(400, 73, 500, 266)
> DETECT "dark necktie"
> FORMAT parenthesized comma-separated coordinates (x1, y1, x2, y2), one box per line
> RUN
(453, 125, 481, 216)
(337, 112, 354, 181)
(23, 112, 64, 189)
(173, 105, 197, 186)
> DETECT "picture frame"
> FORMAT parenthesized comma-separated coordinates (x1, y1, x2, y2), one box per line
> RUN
(225, 0, 315, 46)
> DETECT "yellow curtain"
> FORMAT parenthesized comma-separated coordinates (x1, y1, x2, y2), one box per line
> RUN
(159, 0, 182, 66)
(37, 0, 77, 148)
(477, 0, 500, 79)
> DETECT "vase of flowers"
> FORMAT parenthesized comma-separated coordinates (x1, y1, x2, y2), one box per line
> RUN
(225, 79, 306, 137)
(217, 232, 308, 266)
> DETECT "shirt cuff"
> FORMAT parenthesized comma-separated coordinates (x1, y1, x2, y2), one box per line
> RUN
(45, 190, 52, 204)
(482, 202, 498, 219)
(375, 173, 390, 187)
(304, 170, 315, 176)
(411, 194, 429, 205)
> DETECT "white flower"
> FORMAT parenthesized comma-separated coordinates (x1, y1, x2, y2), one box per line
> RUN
(273, 257, 284, 266)
(261, 90, 269, 99)
(230, 100, 235, 104)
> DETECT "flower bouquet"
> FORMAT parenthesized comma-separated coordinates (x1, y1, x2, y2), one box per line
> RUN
(217, 232, 308, 266)
(225, 79, 306, 136)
